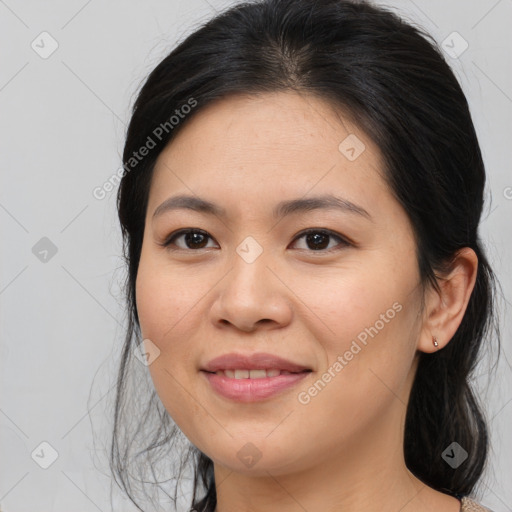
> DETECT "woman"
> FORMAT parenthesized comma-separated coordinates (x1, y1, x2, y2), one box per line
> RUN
(111, 0, 500, 510)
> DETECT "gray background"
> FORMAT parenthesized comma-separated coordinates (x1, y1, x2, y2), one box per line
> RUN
(1, 0, 511, 510)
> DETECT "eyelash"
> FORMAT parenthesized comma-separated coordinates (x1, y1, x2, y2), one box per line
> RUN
(160, 228, 352, 253)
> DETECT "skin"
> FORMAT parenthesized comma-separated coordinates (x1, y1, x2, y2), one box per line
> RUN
(135, 91, 478, 512)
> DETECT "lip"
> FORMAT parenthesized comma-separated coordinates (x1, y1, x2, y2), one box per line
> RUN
(201, 371, 310, 402)
(201, 352, 311, 373)
(200, 352, 312, 402)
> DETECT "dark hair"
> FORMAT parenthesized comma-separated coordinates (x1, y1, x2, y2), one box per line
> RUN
(111, 0, 501, 510)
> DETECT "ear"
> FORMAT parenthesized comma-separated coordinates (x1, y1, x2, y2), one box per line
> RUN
(417, 247, 478, 354)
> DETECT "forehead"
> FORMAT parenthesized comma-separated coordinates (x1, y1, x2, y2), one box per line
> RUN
(149, 91, 388, 215)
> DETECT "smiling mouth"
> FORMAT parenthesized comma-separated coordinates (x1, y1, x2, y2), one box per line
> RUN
(201, 368, 312, 402)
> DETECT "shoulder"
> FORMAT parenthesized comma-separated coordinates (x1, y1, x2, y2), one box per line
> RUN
(460, 496, 494, 512)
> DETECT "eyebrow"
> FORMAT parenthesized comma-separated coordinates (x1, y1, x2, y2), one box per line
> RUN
(152, 194, 372, 221)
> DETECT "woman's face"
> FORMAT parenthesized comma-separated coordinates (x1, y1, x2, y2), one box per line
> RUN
(136, 91, 427, 476)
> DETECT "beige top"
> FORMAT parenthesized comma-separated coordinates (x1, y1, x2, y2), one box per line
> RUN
(460, 497, 492, 511)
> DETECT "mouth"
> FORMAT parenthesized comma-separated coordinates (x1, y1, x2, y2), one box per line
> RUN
(203, 368, 311, 378)
(200, 352, 313, 402)
(200, 353, 312, 402)
(201, 352, 312, 374)
(200, 370, 311, 402)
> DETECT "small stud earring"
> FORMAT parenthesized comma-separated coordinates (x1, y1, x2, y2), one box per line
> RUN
(432, 335, 439, 348)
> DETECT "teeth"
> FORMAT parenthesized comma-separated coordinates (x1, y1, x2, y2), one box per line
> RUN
(214, 369, 296, 379)
(249, 369, 267, 379)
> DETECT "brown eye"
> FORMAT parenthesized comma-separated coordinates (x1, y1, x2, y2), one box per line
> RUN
(160, 228, 351, 253)
(162, 229, 217, 250)
(291, 229, 350, 252)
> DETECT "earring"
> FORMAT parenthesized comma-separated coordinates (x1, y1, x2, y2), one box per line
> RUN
(432, 335, 439, 348)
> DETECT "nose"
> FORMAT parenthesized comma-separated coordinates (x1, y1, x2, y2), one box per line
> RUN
(210, 250, 293, 333)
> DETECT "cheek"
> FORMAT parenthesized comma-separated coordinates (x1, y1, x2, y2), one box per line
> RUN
(289, 261, 407, 347)
(135, 256, 204, 343)
(293, 288, 419, 448)
(134, 254, 219, 402)
(135, 261, 211, 443)
(291, 259, 420, 398)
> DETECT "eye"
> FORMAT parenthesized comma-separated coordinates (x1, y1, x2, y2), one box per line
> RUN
(290, 228, 351, 252)
(161, 229, 218, 250)
(160, 228, 351, 252)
